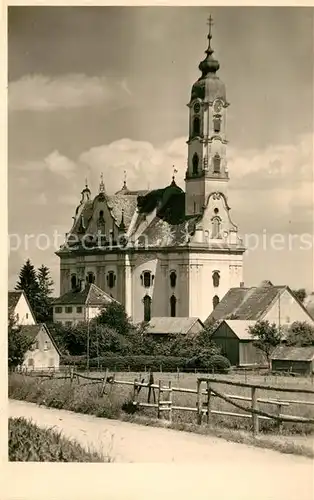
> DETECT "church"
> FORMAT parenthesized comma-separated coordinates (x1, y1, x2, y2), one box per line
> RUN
(55, 18, 246, 324)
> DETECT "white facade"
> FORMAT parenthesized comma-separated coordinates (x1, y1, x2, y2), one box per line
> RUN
(22, 325, 60, 371)
(53, 304, 103, 326)
(11, 292, 36, 326)
(263, 288, 314, 328)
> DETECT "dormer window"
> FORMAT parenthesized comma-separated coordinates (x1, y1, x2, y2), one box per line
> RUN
(192, 153, 199, 175)
(170, 271, 177, 288)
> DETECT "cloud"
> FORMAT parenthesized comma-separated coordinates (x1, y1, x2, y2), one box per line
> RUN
(9, 74, 132, 112)
(44, 150, 77, 180)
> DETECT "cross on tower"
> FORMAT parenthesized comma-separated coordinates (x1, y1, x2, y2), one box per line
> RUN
(207, 14, 214, 33)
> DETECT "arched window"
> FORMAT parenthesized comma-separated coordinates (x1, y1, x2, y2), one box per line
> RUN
(212, 271, 220, 288)
(193, 117, 200, 136)
(87, 272, 95, 284)
(71, 275, 77, 290)
(170, 295, 177, 317)
(107, 271, 116, 289)
(143, 295, 152, 322)
(213, 117, 221, 133)
(213, 154, 221, 173)
(141, 271, 152, 288)
(192, 153, 199, 175)
(212, 217, 221, 239)
(170, 271, 177, 288)
(213, 295, 220, 309)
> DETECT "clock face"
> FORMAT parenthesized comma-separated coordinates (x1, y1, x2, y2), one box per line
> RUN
(213, 100, 223, 113)
(193, 102, 200, 114)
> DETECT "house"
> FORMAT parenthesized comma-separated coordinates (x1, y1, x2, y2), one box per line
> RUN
(19, 324, 61, 372)
(210, 320, 267, 366)
(8, 290, 36, 325)
(205, 281, 314, 329)
(53, 282, 116, 326)
(145, 317, 204, 339)
(270, 346, 314, 375)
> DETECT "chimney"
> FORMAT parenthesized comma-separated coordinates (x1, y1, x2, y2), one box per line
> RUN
(240, 282, 245, 288)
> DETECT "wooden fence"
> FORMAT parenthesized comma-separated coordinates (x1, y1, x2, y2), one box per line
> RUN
(17, 368, 314, 436)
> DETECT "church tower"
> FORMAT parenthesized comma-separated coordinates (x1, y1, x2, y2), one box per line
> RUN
(185, 16, 229, 216)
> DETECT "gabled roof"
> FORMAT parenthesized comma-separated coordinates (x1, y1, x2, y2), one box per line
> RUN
(205, 282, 286, 324)
(223, 320, 257, 340)
(8, 290, 37, 324)
(8, 291, 23, 316)
(271, 345, 314, 362)
(146, 317, 203, 335)
(20, 323, 62, 356)
(53, 283, 116, 306)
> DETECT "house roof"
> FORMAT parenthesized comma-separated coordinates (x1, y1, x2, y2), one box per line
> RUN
(271, 345, 314, 362)
(146, 317, 203, 335)
(8, 291, 23, 316)
(304, 293, 314, 319)
(20, 323, 62, 356)
(205, 282, 287, 324)
(223, 320, 257, 340)
(53, 283, 116, 306)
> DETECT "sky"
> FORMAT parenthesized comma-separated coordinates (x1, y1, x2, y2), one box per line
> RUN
(8, 6, 314, 295)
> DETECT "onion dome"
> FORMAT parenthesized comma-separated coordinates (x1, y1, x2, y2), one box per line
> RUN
(191, 16, 226, 102)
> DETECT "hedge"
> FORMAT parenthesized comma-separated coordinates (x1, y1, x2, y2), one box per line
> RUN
(60, 354, 231, 373)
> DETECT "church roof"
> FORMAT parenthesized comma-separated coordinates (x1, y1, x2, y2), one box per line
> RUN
(205, 282, 287, 324)
(54, 283, 116, 306)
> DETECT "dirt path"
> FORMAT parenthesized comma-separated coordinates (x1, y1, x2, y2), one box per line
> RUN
(9, 399, 314, 499)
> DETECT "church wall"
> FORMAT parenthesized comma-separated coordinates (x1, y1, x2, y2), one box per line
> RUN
(188, 252, 244, 322)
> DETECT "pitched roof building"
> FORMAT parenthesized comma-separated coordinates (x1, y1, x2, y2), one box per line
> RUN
(271, 345, 314, 375)
(206, 281, 314, 328)
(8, 290, 37, 325)
(145, 317, 204, 337)
(53, 283, 115, 326)
(55, 18, 245, 324)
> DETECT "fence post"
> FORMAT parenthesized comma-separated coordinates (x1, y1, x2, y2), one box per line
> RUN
(157, 380, 161, 419)
(196, 379, 202, 425)
(276, 403, 283, 433)
(100, 368, 109, 396)
(168, 380, 172, 423)
(251, 386, 259, 436)
(133, 377, 138, 407)
(206, 381, 212, 424)
(70, 366, 74, 385)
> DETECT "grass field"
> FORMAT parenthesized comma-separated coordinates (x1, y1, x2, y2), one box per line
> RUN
(9, 417, 108, 462)
(10, 370, 314, 436)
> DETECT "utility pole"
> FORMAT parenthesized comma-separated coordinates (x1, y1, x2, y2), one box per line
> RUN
(86, 304, 90, 372)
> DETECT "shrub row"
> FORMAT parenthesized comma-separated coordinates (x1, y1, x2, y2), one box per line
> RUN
(61, 354, 230, 373)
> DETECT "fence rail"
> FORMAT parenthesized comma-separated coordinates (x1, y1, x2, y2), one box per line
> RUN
(15, 368, 314, 435)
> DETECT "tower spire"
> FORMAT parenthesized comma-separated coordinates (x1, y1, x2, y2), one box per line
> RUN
(199, 15, 220, 76)
(123, 170, 127, 189)
(99, 172, 105, 194)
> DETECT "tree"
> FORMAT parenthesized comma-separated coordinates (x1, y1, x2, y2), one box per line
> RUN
(286, 321, 314, 347)
(37, 264, 54, 322)
(8, 314, 33, 369)
(15, 259, 42, 320)
(292, 288, 307, 304)
(248, 320, 282, 367)
(96, 302, 133, 336)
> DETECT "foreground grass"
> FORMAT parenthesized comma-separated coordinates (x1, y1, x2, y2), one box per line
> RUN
(9, 372, 314, 459)
(9, 417, 108, 462)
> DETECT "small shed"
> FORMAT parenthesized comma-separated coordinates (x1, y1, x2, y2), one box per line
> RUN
(145, 317, 204, 339)
(271, 346, 314, 375)
(210, 320, 267, 366)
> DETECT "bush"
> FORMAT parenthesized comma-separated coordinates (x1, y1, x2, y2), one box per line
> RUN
(206, 354, 231, 373)
(9, 417, 105, 462)
(186, 351, 230, 373)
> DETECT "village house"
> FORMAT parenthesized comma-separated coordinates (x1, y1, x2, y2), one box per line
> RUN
(145, 317, 204, 340)
(270, 345, 314, 376)
(8, 290, 60, 371)
(53, 282, 116, 326)
(205, 281, 314, 366)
